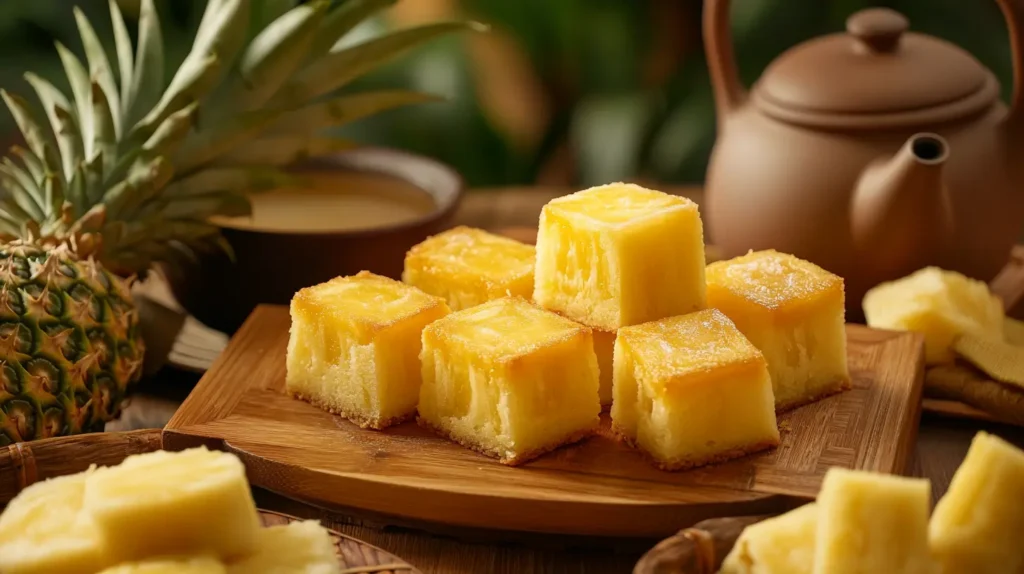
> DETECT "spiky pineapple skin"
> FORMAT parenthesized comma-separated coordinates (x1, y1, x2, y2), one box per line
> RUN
(0, 241, 143, 444)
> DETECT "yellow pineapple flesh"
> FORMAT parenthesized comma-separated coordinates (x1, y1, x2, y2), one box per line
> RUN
(0, 469, 111, 574)
(83, 447, 261, 563)
(98, 557, 226, 574)
(418, 297, 601, 465)
(533, 183, 706, 330)
(403, 226, 536, 311)
(863, 267, 1003, 364)
(929, 431, 1024, 574)
(720, 503, 817, 574)
(227, 520, 339, 574)
(814, 468, 934, 574)
(287, 271, 450, 429)
(706, 249, 850, 411)
(611, 309, 780, 470)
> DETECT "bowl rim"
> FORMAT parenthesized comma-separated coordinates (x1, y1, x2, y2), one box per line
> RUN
(213, 146, 465, 239)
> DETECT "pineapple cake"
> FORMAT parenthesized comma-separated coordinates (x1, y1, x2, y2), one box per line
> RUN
(592, 327, 616, 407)
(0, 468, 111, 574)
(706, 249, 850, 411)
(83, 446, 261, 562)
(533, 182, 706, 331)
(864, 267, 1004, 364)
(720, 503, 817, 574)
(287, 271, 450, 429)
(98, 557, 226, 574)
(814, 468, 934, 574)
(403, 226, 536, 311)
(929, 432, 1024, 574)
(0, 0, 474, 444)
(227, 520, 338, 574)
(418, 297, 601, 465)
(610, 308, 780, 471)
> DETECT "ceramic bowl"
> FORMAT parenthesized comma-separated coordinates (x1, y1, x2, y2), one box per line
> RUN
(162, 147, 463, 334)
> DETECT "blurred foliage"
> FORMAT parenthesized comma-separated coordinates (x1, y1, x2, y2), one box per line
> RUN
(0, 0, 1015, 187)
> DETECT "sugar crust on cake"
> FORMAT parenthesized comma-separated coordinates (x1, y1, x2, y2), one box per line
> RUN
(290, 391, 413, 430)
(611, 425, 780, 471)
(417, 416, 598, 466)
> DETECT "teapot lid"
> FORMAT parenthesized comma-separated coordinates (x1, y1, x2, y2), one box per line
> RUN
(753, 8, 998, 129)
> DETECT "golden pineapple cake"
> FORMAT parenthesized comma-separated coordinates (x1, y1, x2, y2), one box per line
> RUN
(593, 328, 616, 407)
(0, 469, 111, 574)
(815, 468, 934, 574)
(863, 266, 1004, 364)
(98, 557, 226, 574)
(228, 520, 339, 574)
(403, 226, 536, 311)
(720, 503, 817, 574)
(610, 308, 780, 470)
(929, 432, 1024, 574)
(706, 249, 850, 411)
(287, 270, 450, 429)
(533, 182, 707, 331)
(82, 447, 261, 563)
(418, 297, 601, 465)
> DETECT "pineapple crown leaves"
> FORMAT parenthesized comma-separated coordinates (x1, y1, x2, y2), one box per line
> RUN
(0, 0, 485, 276)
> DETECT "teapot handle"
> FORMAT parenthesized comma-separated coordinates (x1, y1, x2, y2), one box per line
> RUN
(703, 0, 747, 127)
(997, 0, 1024, 125)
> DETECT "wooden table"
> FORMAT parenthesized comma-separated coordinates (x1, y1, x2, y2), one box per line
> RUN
(122, 187, 1024, 573)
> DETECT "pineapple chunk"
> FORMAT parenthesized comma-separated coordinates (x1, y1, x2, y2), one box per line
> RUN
(863, 267, 1003, 364)
(98, 557, 225, 574)
(83, 447, 261, 562)
(287, 270, 450, 429)
(929, 432, 1024, 574)
(814, 468, 934, 574)
(419, 297, 601, 465)
(227, 520, 339, 574)
(720, 503, 817, 574)
(533, 183, 706, 330)
(593, 328, 615, 407)
(403, 226, 536, 311)
(0, 469, 110, 574)
(610, 309, 780, 470)
(706, 249, 850, 411)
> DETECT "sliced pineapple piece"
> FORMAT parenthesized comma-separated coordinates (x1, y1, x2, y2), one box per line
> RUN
(863, 266, 1003, 364)
(814, 468, 934, 574)
(288, 270, 450, 429)
(611, 308, 779, 470)
(929, 432, 1024, 574)
(0, 469, 111, 574)
(227, 520, 339, 574)
(98, 557, 225, 574)
(720, 503, 817, 574)
(403, 226, 536, 311)
(419, 297, 601, 465)
(706, 249, 850, 411)
(533, 183, 706, 330)
(83, 447, 261, 563)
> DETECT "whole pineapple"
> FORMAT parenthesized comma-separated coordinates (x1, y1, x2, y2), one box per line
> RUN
(0, 0, 478, 445)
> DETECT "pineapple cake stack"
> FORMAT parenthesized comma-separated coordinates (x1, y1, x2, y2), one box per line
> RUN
(721, 431, 1024, 574)
(0, 447, 340, 574)
(0, 0, 474, 445)
(287, 181, 854, 470)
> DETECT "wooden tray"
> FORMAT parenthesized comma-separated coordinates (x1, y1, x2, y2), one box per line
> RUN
(163, 305, 924, 538)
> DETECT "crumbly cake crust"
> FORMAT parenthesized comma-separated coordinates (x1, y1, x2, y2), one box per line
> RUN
(418, 416, 598, 466)
(775, 376, 852, 414)
(290, 391, 413, 430)
(610, 425, 780, 472)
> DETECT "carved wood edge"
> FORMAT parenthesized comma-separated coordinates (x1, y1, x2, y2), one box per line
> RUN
(632, 515, 769, 574)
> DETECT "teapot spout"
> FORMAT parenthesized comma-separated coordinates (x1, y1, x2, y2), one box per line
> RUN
(851, 133, 954, 276)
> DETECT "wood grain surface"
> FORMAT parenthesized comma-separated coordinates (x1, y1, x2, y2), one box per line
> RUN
(163, 304, 923, 538)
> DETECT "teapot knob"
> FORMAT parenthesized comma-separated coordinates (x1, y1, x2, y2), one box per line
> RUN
(847, 8, 909, 53)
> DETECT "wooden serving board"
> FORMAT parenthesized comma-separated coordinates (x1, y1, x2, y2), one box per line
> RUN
(164, 305, 925, 538)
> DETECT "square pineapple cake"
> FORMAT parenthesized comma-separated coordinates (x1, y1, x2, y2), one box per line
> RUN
(419, 297, 601, 465)
(611, 308, 780, 471)
(403, 226, 536, 311)
(287, 271, 450, 429)
(533, 182, 706, 331)
(706, 249, 850, 411)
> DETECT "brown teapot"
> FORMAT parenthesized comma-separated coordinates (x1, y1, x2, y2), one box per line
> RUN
(702, 0, 1024, 318)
